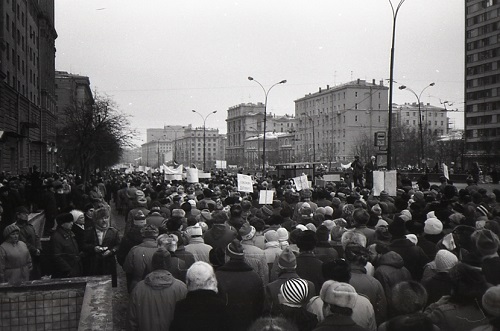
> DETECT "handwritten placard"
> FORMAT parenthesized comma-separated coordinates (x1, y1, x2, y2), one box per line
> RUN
(237, 174, 254, 193)
(259, 190, 274, 205)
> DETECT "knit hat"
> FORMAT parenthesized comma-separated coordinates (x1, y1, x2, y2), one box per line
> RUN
(388, 218, 406, 238)
(264, 230, 279, 243)
(56, 213, 74, 226)
(226, 239, 244, 260)
(187, 223, 203, 237)
(305, 223, 317, 232)
(200, 210, 212, 223)
(331, 198, 341, 208)
(424, 218, 443, 235)
(239, 223, 256, 240)
(400, 209, 412, 221)
(296, 230, 317, 251)
(322, 220, 335, 231)
(316, 225, 330, 242)
(324, 206, 334, 216)
(316, 207, 326, 216)
(3, 224, 20, 239)
(136, 190, 147, 204)
(70, 210, 84, 223)
(140, 224, 159, 238)
(277, 228, 289, 242)
(435, 249, 459, 272)
(320, 281, 357, 309)
(472, 229, 500, 256)
(278, 247, 297, 270)
(477, 205, 489, 217)
(375, 219, 389, 228)
(261, 205, 273, 218)
(426, 211, 436, 219)
(171, 209, 186, 218)
(406, 234, 418, 245)
(295, 224, 308, 231)
(482, 285, 500, 317)
(133, 210, 147, 226)
(280, 278, 309, 306)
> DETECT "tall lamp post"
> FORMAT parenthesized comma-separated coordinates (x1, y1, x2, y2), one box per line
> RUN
(387, 0, 407, 170)
(301, 113, 316, 163)
(399, 82, 435, 169)
(248, 76, 287, 177)
(192, 110, 217, 171)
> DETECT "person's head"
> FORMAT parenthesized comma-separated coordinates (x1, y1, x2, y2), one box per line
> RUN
(296, 230, 317, 252)
(352, 208, 370, 226)
(56, 212, 75, 230)
(157, 233, 178, 252)
(449, 263, 488, 304)
(471, 228, 500, 257)
(15, 206, 30, 223)
(278, 247, 297, 271)
(186, 261, 218, 293)
(322, 259, 351, 282)
(92, 207, 110, 230)
(3, 224, 20, 243)
(225, 239, 245, 261)
(320, 281, 357, 316)
(341, 231, 367, 248)
(279, 278, 310, 307)
(140, 224, 159, 239)
(344, 243, 370, 266)
(248, 317, 298, 331)
(390, 281, 428, 315)
(151, 248, 172, 271)
(482, 285, 500, 318)
(70, 209, 85, 225)
(434, 249, 458, 273)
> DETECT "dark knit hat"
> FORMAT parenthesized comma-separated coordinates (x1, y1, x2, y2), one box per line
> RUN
(226, 239, 244, 260)
(209, 247, 226, 267)
(388, 217, 407, 238)
(316, 225, 330, 242)
(56, 213, 74, 226)
(278, 247, 297, 270)
(261, 205, 273, 218)
(472, 229, 500, 256)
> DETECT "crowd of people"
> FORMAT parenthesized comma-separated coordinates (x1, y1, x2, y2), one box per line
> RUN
(0, 168, 500, 331)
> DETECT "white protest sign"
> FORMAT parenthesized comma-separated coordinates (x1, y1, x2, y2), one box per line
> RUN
(323, 174, 341, 182)
(442, 163, 449, 180)
(237, 174, 254, 193)
(293, 175, 309, 191)
(186, 168, 199, 183)
(373, 171, 385, 196)
(384, 170, 397, 197)
(259, 190, 274, 205)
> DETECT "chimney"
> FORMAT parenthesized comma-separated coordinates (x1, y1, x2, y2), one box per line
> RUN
(372, 79, 375, 85)
(327, 85, 330, 90)
(380, 80, 384, 86)
(357, 79, 360, 84)
(319, 87, 322, 93)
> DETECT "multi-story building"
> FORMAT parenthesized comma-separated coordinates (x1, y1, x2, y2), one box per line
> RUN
(175, 125, 225, 170)
(244, 131, 295, 169)
(393, 102, 449, 136)
(294, 79, 389, 163)
(464, 0, 500, 166)
(0, 0, 57, 174)
(226, 102, 295, 166)
(120, 147, 142, 166)
(141, 140, 173, 168)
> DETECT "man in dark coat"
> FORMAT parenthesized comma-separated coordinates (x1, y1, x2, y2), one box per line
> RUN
(203, 210, 237, 249)
(364, 156, 377, 190)
(170, 261, 228, 331)
(296, 230, 324, 295)
(83, 207, 121, 287)
(215, 239, 264, 331)
(351, 156, 364, 188)
(50, 213, 82, 278)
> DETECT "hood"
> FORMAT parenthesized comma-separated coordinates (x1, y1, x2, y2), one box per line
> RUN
(144, 270, 175, 290)
(379, 251, 405, 268)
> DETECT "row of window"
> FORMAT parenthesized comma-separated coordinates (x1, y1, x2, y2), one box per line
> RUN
(467, 73, 500, 87)
(466, 100, 500, 111)
(467, 0, 496, 16)
(466, 47, 498, 64)
(467, 21, 500, 39)
(466, 114, 494, 125)
(467, 4, 499, 25)
(465, 128, 500, 138)
(467, 34, 499, 50)
(466, 61, 496, 75)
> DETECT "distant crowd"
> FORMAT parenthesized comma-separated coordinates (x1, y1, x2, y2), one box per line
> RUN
(0, 168, 500, 331)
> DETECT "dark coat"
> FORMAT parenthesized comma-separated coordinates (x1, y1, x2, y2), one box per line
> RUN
(82, 226, 121, 285)
(388, 237, 430, 281)
(373, 251, 412, 302)
(50, 227, 82, 278)
(170, 289, 228, 331)
(296, 252, 324, 296)
(116, 226, 144, 266)
(313, 314, 368, 331)
(203, 224, 237, 249)
(482, 255, 500, 285)
(216, 259, 264, 331)
(279, 305, 318, 331)
(313, 243, 339, 263)
(422, 272, 454, 306)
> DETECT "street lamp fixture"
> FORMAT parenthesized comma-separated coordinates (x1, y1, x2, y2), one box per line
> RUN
(301, 113, 316, 163)
(248, 76, 287, 177)
(192, 110, 217, 171)
(398, 82, 435, 169)
(387, 0, 407, 170)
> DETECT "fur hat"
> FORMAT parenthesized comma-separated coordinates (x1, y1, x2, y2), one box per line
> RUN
(56, 213, 74, 226)
(172, 209, 186, 218)
(391, 281, 428, 315)
(264, 230, 279, 243)
(187, 223, 203, 237)
(435, 249, 458, 272)
(424, 218, 443, 235)
(140, 224, 159, 238)
(226, 239, 244, 260)
(200, 210, 212, 223)
(239, 223, 256, 241)
(482, 285, 500, 317)
(320, 281, 357, 309)
(278, 247, 296, 270)
(280, 278, 309, 306)
(472, 229, 500, 256)
(133, 210, 147, 226)
(296, 230, 317, 251)
(3, 224, 20, 239)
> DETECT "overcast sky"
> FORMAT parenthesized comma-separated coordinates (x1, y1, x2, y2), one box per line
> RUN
(55, 0, 464, 146)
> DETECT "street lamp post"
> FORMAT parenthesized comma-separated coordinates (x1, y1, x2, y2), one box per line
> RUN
(387, 0, 407, 170)
(301, 113, 316, 163)
(248, 77, 287, 177)
(192, 110, 217, 171)
(399, 82, 435, 169)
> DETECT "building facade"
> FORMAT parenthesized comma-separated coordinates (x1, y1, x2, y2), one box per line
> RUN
(464, 0, 500, 166)
(175, 125, 225, 170)
(141, 140, 173, 168)
(0, 0, 57, 174)
(393, 102, 449, 136)
(294, 79, 389, 163)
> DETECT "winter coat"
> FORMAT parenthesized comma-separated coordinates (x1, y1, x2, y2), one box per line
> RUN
(388, 237, 430, 281)
(349, 265, 387, 325)
(82, 226, 121, 286)
(0, 240, 32, 283)
(50, 227, 82, 278)
(184, 237, 212, 263)
(279, 305, 318, 331)
(312, 314, 369, 331)
(170, 289, 228, 331)
(241, 241, 269, 285)
(422, 272, 454, 306)
(373, 251, 412, 302)
(296, 252, 324, 296)
(425, 295, 490, 331)
(216, 259, 264, 331)
(482, 255, 500, 285)
(116, 226, 143, 266)
(203, 223, 237, 249)
(123, 238, 158, 292)
(263, 271, 316, 316)
(128, 269, 187, 331)
(313, 242, 339, 263)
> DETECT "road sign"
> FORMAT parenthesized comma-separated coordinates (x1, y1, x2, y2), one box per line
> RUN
(374, 131, 386, 147)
